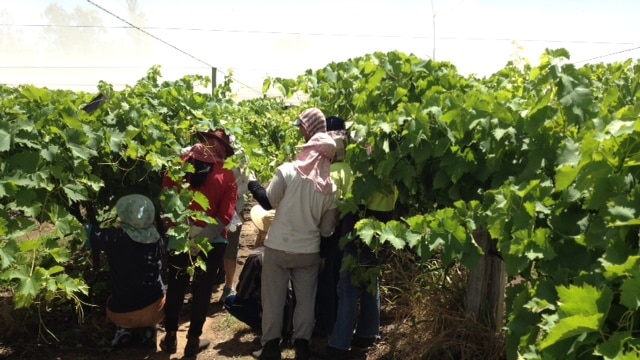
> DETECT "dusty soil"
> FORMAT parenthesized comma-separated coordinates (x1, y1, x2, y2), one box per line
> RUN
(0, 215, 505, 360)
(0, 215, 373, 360)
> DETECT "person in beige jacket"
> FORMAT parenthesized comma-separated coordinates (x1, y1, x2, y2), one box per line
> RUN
(247, 108, 339, 360)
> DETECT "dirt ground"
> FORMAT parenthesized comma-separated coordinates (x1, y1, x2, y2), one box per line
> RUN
(157, 217, 264, 360)
(1, 214, 364, 360)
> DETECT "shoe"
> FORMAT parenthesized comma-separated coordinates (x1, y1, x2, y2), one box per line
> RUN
(140, 326, 157, 349)
(293, 338, 310, 360)
(257, 338, 281, 360)
(351, 334, 378, 349)
(160, 331, 177, 354)
(220, 286, 235, 302)
(313, 345, 348, 360)
(184, 336, 211, 357)
(111, 327, 133, 348)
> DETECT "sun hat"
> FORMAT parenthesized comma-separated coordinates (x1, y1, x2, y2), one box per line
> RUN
(195, 128, 234, 158)
(249, 205, 276, 233)
(115, 194, 160, 244)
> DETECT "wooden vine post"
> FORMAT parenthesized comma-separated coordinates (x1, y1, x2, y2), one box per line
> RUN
(465, 229, 507, 330)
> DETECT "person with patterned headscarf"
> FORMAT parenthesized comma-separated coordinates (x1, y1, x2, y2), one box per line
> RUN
(86, 194, 165, 350)
(294, 107, 327, 141)
(248, 108, 339, 360)
(160, 128, 238, 358)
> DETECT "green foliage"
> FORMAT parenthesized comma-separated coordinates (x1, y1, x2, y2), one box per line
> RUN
(0, 234, 88, 309)
(1, 47, 640, 359)
(0, 67, 299, 333)
(267, 49, 640, 359)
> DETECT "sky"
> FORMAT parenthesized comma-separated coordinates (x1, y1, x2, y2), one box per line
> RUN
(1, 0, 639, 100)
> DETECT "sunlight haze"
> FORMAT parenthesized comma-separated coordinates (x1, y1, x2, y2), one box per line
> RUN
(2, 0, 639, 99)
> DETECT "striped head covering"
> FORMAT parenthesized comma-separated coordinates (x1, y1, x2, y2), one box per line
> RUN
(295, 108, 327, 138)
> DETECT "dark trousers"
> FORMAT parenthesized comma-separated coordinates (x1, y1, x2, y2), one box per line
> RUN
(164, 243, 227, 337)
(223, 291, 296, 338)
(224, 295, 262, 332)
(315, 229, 342, 335)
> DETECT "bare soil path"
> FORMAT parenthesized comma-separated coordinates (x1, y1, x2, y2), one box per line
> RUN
(2, 217, 266, 360)
(1, 212, 375, 360)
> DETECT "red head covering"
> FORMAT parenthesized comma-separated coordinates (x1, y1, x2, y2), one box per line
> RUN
(195, 129, 234, 157)
(188, 128, 234, 164)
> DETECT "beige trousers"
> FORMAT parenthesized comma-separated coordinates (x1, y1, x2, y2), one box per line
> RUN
(106, 295, 166, 329)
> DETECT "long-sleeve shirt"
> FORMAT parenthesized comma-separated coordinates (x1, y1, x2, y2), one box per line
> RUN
(162, 161, 238, 238)
(89, 227, 165, 313)
(263, 162, 338, 254)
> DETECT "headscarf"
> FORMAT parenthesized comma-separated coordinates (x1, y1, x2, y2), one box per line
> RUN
(293, 132, 336, 195)
(296, 108, 327, 138)
(187, 141, 227, 164)
(196, 129, 234, 158)
(115, 194, 160, 244)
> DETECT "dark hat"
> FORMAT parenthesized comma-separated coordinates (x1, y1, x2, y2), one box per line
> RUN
(196, 128, 234, 158)
(326, 116, 346, 131)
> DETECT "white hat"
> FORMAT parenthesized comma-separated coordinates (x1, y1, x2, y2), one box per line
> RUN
(250, 205, 276, 232)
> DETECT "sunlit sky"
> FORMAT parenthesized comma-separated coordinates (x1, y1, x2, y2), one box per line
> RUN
(2, 0, 639, 99)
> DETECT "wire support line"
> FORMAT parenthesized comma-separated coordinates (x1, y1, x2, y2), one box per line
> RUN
(3, 23, 639, 46)
(84, 1, 260, 94)
(0, 65, 297, 74)
(85, 0, 213, 68)
(572, 46, 640, 64)
(3, 82, 128, 87)
(0, 65, 211, 69)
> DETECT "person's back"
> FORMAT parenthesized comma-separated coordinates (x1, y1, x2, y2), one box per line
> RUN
(87, 194, 165, 349)
(315, 119, 354, 337)
(235, 247, 265, 303)
(321, 177, 398, 359)
(96, 229, 164, 312)
(249, 109, 339, 360)
(224, 247, 265, 332)
(264, 161, 337, 253)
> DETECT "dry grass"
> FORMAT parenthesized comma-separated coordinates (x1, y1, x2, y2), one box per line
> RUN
(371, 252, 506, 360)
(0, 219, 507, 360)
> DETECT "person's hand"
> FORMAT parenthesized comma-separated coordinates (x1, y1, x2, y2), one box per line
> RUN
(319, 258, 326, 272)
(248, 171, 257, 182)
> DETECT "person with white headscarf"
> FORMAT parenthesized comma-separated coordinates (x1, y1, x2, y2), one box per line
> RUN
(248, 108, 339, 360)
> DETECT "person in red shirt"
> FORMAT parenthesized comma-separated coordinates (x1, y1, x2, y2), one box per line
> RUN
(159, 128, 238, 357)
